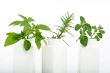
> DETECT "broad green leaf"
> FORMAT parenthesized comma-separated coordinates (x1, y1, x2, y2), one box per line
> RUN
(75, 24, 81, 31)
(85, 23, 91, 31)
(35, 38, 41, 49)
(20, 20, 30, 26)
(80, 36, 88, 47)
(92, 26, 97, 32)
(25, 30, 33, 36)
(9, 20, 22, 26)
(98, 25, 103, 29)
(95, 35, 100, 41)
(36, 24, 50, 31)
(27, 17, 34, 22)
(87, 31, 92, 36)
(97, 33, 102, 38)
(34, 31, 45, 49)
(99, 30, 105, 34)
(6, 32, 16, 35)
(80, 16, 85, 23)
(34, 31, 45, 39)
(23, 26, 31, 34)
(22, 27, 33, 36)
(20, 21, 31, 33)
(18, 15, 33, 33)
(24, 40, 31, 51)
(82, 25, 87, 31)
(7, 32, 22, 39)
(4, 32, 21, 46)
(92, 26, 96, 29)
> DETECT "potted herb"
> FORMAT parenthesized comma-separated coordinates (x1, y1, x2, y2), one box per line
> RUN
(75, 16, 105, 73)
(42, 12, 74, 73)
(4, 15, 50, 73)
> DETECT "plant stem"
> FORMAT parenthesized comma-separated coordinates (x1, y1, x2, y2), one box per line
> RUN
(91, 31, 96, 39)
(27, 36, 29, 39)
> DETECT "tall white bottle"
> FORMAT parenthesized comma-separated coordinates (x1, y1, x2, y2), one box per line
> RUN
(13, 40, 35, 73)
(42, 39, 67, 73)
(78, 39, 99, 73)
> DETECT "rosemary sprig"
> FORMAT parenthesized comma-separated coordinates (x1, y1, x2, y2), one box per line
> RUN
(52, 12, 74, 39)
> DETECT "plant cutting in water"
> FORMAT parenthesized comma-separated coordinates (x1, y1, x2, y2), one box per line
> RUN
(4, 15, 50, 51)
(75, 16, 105, 46)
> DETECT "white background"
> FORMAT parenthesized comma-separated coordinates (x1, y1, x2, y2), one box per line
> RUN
(0, 0, 110, 73)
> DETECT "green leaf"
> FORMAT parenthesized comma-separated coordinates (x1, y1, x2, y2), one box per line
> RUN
(20, 20, 30, 26)
(80, 36, 88, 46)
(95, 35, 100, 41)
(18, 14, 27, 20)
(24, 25, 31, 31)
(34, 31, 45, 49)
(75, 24, 81, 31)
(9, 20, 22, 26)
(23, 28, 33, 36)
(98, 25, 103, 29)
(87, 31, 92, 36)
(92, 26, 96, 29)
(92, 26, 97, 32)
(35, 38, 41, 49)
(20, 21, 31, 33)
(97, 33, 102, 38)
(24, 40, 31, 51)
(36, 24, 50, 31)
(99, 30, 105, 34)
(20, 31, 25, 39)
(80, 29, 83, 34)
(82, 25, 87, 31)
(27, 17, 34, 22)
(86, 23, 91, 31)
(4, 32, 21, 46)
(34, 31, 44, 39)
(80, 16, 85, 23)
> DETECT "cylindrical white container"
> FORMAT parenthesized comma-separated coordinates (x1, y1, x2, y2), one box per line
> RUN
(42, 39, 67, 73)
(78, 39, 99, 73)
(13, 40, 35, 73)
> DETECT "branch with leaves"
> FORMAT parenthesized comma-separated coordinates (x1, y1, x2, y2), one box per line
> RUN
(4, 15, 50, 51)
(75, 16, 105, 47)
(51, 12, 74, 39)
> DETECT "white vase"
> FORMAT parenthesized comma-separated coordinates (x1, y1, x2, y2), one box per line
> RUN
(78, 39, 99, 73)
(42, 39, 67, 73)
(13, 40, 35, 73)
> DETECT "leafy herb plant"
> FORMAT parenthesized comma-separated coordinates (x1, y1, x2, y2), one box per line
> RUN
(51, 12, 74, 39)
(4, 15, 50, 51)
(75, 16, 105, 47)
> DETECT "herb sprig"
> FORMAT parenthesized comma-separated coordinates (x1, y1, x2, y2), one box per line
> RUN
(52, 12, 74, 39)
(4, 15, 50, 51)
(75, 16, 105, 46)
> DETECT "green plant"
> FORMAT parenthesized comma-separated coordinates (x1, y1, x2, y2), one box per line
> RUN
(51, 12, 74, 39)
(4, 15, 50, 51)
(75, 16, 105, 47)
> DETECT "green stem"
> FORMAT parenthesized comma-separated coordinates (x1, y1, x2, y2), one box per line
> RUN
(91, 31, 96, 38)
(27, 36, 29, 39)
(57, 26, 66, 38)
